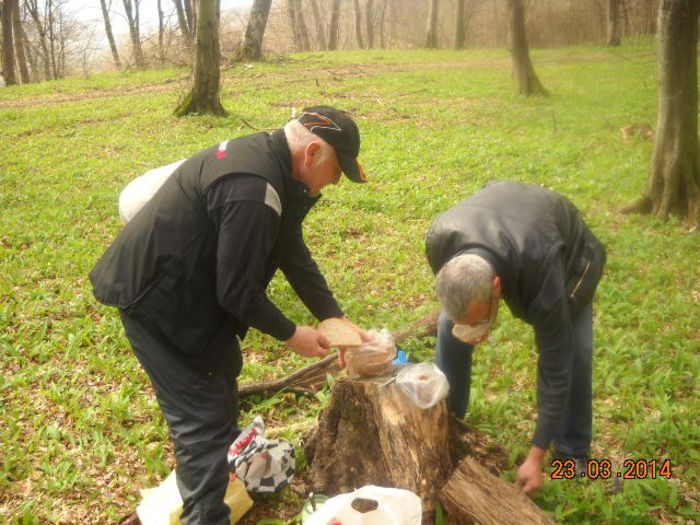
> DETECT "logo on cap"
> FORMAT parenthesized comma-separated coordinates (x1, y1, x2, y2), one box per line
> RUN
(300, 112, 342, 133)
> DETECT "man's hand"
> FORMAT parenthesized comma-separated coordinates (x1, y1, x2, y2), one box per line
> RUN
(286, 326, 330, 358)
(336, 317, 373, 368)
(515, 446, 546, 495)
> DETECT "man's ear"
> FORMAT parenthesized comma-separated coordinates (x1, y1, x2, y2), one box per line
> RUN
(493, 275, 502, 298)
(301, 141, 320, 171)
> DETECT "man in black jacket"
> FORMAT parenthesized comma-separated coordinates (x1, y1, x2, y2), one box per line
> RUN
(426, 181, 606, 495)
(90, 106, 368, 524)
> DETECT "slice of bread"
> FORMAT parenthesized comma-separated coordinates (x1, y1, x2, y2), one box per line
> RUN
(319, 318, 362, 347)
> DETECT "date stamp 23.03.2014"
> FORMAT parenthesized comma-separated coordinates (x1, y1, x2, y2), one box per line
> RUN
(550, 458, 674, 480)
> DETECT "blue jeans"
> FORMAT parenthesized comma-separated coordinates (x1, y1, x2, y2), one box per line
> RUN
(435, 304, 594, 457)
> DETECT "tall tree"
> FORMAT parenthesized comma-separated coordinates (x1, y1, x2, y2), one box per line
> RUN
(12, 1, 30, 83)
(157, 0, 165, 62)
(122, 0, 144, 68)
(506, 0, 548, 96)
(352, 0, 363, 49)
(623, 0, 700, 227)
(173, 0, 193, 46)
(1, 0, 18, 85)
(327, 0, 340, 50)
(454, 0, 466, 49)
(239, 0, 271, 60)
(308, 0, 325, 49)
(379, 0, 388, 48)
(174, 0, 225, 115)
(366, 0, 374, 48)
(47, 0, 57, 78)
(425, 0, 438, 48)
(25, 0, 51, 80)
(99, 0, 121, 68)
(607, 0, 621, 46)
(288, 0, 310, 51)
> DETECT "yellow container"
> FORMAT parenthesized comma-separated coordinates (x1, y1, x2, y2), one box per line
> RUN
(138, 471, 253, 525)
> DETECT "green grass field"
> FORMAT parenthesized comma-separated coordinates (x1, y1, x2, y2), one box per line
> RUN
(1, 41, 698, 524)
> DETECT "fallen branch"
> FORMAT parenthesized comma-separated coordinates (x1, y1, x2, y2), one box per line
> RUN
(238, 310, 439, 398)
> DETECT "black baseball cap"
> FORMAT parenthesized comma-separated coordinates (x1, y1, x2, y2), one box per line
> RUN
(297, 106, 368, 183)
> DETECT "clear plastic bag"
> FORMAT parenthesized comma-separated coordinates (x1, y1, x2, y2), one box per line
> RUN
(395, 363, 450, 409)
(345, 329, 396, 378)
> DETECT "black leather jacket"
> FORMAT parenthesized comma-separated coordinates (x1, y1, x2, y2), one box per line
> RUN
(426, 181, 606, 448)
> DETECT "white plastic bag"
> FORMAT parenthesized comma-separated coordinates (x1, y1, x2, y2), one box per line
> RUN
(345, 329, 396, 378)
(395, 363, 449, 409)
(302, 485, 422, 525)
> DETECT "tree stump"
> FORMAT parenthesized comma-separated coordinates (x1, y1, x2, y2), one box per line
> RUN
(303, 375, 453, 513)
(440, 457, 555, 525)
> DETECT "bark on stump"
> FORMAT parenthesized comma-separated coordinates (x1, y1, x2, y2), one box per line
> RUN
(440, 457, 556, 525)
(304, 376, 453, 513)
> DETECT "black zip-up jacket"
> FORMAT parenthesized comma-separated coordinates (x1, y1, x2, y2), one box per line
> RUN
(90, 130, 342, 364)
(426, 181, 606, 449)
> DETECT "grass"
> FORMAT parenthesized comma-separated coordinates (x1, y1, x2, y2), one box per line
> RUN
(1, 41, 698, 524)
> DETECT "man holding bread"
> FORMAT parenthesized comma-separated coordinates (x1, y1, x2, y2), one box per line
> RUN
(90, 106, 369, 525)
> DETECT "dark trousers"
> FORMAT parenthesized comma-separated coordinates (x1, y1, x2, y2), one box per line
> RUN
(119, 311, 243, 525)
(435, 303, 594, 457)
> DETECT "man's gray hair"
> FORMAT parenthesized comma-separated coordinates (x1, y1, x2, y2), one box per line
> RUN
(435, 253, 495, 320)
(284, 119, 329, 150)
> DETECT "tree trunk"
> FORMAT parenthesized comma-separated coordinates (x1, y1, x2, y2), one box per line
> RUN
(186, 0, 196, 39)
(47, 0, 58, 78)
(425, 0, 438, 48)
(327, 0, 341, 50)
(379, 0, 388, 48)
(122, 0, 144, 68)
(352, 0, 364, 49)
(507, 0, 548, 96)
(440, 457, 556, 525)
(25, 0, 52, 80)
(295, 0, 311, 51)
(174, 0, 226, 116)
(308, 0, 325, 49)
(157, 0, 165, 63)
(239, 0, 272, 61)
(304, 376, 453, 514)
(366, 0, 374, 48)
(288, 0, 310, 52)
(623, 0, 700, 227)
(2, 0, 18, 85)
(173, 0, 193, 47)
(57, 5, 65, 77)
(607, 0, 621, 46)
(100, 0, 121, 68)
(24, 37, 39, 82)
(454, 0, 466, 49)
(11, 1, 29, 82)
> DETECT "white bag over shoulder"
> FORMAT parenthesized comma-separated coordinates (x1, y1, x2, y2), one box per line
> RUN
(119, 159, 186, 224)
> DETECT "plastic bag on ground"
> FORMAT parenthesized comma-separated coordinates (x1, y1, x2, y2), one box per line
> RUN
(395, 362, 450, 409)
(227, 416, 296, 493)
(345, 328, 397, 378)
(302, 485, 422, 525)
(136, 470, 252, 525)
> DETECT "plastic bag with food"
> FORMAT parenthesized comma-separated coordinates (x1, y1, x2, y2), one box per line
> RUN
(345, 329, 396, 378)
(395, 363, 449, 409)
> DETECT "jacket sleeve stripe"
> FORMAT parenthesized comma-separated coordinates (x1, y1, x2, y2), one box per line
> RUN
(264, 183, 282, 216)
